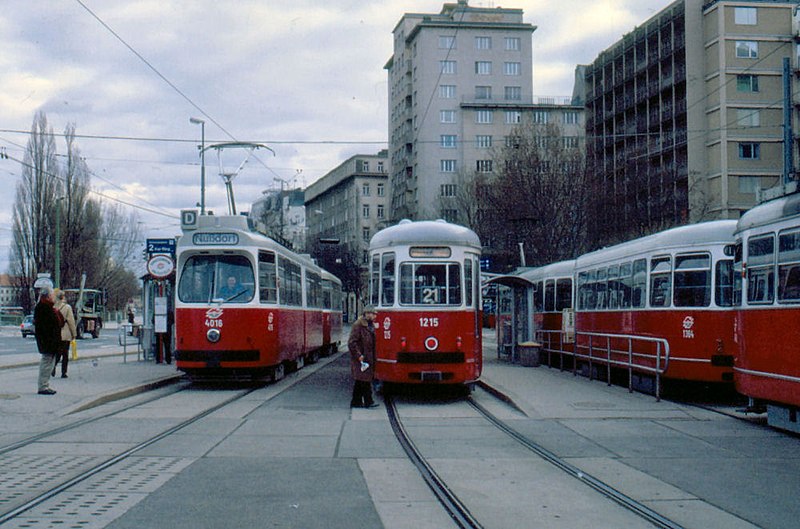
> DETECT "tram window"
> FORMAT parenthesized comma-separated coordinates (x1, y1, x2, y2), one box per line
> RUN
(619, 262, 632, 309)
(464, 258, 473, 307)
(322, 279, 333, 309)
(306, 271, 322, 308)
(258, 251, 277, 304)
(556, 279, 572, 311)
(632, 259, 647, 308)
(577, 271, 593, 310)
(179, 254, 254, 304)
(607, 265, 619, 310)
(544, 280, 555, 312)
(278, 257, 303, 306)
(649, 256, 671, 307)
(370, 254, 380, 306)
(674, 253, 711, 307)
(596, 268, 607, 310)
(778, 229, 800, 303)
(733, 242, 743, 306)
(399, 262, 462, 305)
(715, 260, 734, 307)
(381, 253, 395, 305)
(747, 234, 775, 304)
(533, 281, 544, 312)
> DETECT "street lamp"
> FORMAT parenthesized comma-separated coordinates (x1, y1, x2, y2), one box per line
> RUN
(189, 117, 206, 215)
(55, 196, 65, 289)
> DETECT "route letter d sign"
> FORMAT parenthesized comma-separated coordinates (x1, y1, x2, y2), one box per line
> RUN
(181, 209, 198, 230)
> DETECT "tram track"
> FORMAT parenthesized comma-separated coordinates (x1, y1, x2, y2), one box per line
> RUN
(0, 385, 258, 526)
(386, 385, 687, 529)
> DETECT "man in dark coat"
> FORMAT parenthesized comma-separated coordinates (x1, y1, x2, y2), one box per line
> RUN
(348, 305, 378, 408)
(34, 286, 62, 395)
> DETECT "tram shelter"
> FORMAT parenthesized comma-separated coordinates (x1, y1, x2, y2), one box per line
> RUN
(485, 273, 534, 363)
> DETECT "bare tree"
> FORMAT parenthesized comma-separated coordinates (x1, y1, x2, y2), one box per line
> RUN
(482, 122, 590, 270)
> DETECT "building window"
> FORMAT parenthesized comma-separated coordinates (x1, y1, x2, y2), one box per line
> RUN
(476, 110, 494, 124)
(735, 7, 757, 25)
(439, 85, 456, 98)
(475, 61, 492, 75)
(363, 161, 370, 172)
(377, 162, 384, 173)
(532, 110, 549, 124)
(362, 183, 370, 196)
(736, 74, 759, 92)
(377, 204, 385, 219)
(439, 35, 456, 49)
(475, 36, 491, 50)
(736, 109, 760, 128)
(440, 110, 456, 123)
(739, 142, 760, 159)
(476, 160, 493, 173)
(476, 135, 493, 148)
(440, 134, 457, 148)
(505, 111, 522, 124)
(736, 41, 758, 59)
(363, 227, 370, 242)
(563, 136, 579, 149)
(362, 204, 370, 218)
(377, 183, 385, 196)
(475, 86, 492, 99)
(504, 62, 521, 76)
(504, 86, 521, 100)
(564, 111, 579, 124)
(440, 60, 457, 74)
(441, 184, 456, 197)
(440, 159, 457, 172)
(441, 209, 458, 223)
(505, 135, 522, 148)
(738, 176, 761, 194)
(505, 37, 520, 51)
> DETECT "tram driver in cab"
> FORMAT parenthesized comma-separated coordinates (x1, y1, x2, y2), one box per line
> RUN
(218, 275, 248, 302)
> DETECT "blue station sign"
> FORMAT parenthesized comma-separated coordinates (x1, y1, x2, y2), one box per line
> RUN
(146, 238, 177, 256)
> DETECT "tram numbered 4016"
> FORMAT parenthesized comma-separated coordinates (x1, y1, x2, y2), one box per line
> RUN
(368, 219, 483, 386)
(174, 214, 342, 380)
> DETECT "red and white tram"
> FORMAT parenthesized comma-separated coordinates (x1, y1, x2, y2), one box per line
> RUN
(573, 220, 738, 384)
(174, 214, 342, 380)
(368, 219, 482, 386)
(734, 193, 800, 432)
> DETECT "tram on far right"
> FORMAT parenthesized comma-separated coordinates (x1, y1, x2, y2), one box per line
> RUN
(734, 192, 800, 433)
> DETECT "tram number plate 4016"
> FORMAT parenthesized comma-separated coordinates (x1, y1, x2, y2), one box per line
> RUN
(421, 371, 443, 382)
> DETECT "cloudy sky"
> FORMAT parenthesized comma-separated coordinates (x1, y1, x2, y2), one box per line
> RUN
(0, 0, 668, 274)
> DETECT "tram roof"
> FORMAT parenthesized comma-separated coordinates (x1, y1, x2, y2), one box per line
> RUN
(485, 259, 576, 287)
(576, 220, 737, 269)
(370, 219, 481, 250)
(736, 192, 800, 234)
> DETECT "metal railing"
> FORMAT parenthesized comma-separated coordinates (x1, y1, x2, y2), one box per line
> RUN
(535, 330, 670, 401)
(118, 323, 144, 362)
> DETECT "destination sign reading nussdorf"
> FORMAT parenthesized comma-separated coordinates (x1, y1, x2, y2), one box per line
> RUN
(192, 232, 240, 245)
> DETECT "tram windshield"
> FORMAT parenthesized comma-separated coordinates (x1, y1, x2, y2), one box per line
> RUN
(178, 254, 255, 303)
(399, 262, 461, 305)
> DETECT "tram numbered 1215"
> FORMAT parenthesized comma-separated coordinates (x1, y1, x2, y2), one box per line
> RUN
(368, 219, 483, 387)
(174, 213, 343, 380)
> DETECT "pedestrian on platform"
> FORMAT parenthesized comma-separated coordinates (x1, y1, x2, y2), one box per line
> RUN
(126, 298, 135, 324)
(34, 286, 62, 395)
(52, 289, 77, 378)
(348, 305, 378, 408)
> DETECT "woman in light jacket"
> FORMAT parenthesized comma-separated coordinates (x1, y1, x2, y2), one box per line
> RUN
(53, 289, 77, 378)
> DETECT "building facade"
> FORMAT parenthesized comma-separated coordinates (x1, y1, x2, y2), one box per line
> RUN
(250, 188, 306, 251)
(585, 0, 799, 246)
(386, 1, 583, 223)
(304, 151, 389, 314)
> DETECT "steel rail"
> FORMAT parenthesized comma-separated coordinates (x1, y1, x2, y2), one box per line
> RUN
(467, 396, 685, 529)
(0, 386, 258, 525)
(385, 395, 484, 529)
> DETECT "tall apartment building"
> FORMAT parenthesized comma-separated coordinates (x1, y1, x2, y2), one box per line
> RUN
(386, 1, 585, 224)
(586, 0, 799, 246)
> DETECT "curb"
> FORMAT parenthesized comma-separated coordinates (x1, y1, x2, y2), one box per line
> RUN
(65, 374, 186, 415)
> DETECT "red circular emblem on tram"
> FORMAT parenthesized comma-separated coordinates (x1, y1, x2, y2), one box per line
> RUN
(424, 336, 439, 351)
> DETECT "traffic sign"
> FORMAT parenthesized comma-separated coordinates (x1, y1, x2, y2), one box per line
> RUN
(147, 254, 175, 278)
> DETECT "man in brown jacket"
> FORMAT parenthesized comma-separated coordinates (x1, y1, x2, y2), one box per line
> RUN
(348, 305, 378, 408)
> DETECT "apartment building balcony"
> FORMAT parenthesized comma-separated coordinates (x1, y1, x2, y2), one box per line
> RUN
(459, 95, 577, 108)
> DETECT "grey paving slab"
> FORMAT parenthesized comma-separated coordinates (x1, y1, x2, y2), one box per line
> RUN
(206, 434, 339, 458)
(337, 420, 405, 459)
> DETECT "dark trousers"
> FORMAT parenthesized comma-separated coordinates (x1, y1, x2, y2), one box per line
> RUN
(53, 341, 70, 376)
(351, 380, 374, 407)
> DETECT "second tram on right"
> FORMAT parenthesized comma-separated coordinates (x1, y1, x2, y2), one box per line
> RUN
(733, 192, 800, 432)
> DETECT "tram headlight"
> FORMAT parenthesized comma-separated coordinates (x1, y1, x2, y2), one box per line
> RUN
(456, 336, 462, 350)
(207, 328, 221, 343)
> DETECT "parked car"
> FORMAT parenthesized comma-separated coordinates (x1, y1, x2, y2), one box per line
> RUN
(20, 315, 34, 338)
